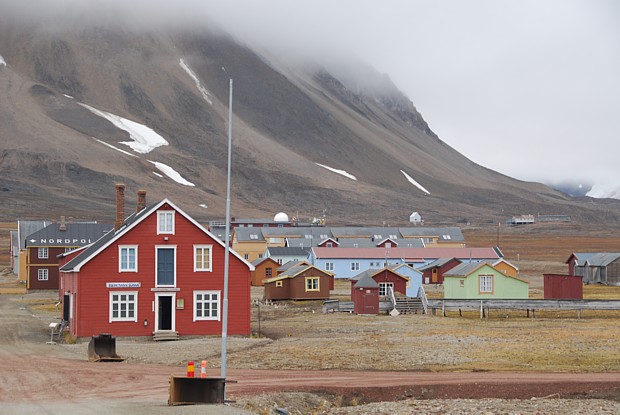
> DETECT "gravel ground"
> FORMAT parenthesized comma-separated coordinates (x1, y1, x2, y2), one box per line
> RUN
(9, 281, 620, 414)
(233, 392, 620, 415)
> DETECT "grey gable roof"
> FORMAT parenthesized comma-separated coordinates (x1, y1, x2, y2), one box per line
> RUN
(234, 227, 265, 242)
(417, 257, 460, 271)
(61, 199, 254, 272)
(25, 223, 112, 247)
(576, 253, 620, 267)
(444, 262, 486, 277)
(266, 247, 310, 257)
(354, 274, 379, 288)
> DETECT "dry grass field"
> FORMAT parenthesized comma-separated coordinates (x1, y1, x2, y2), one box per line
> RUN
(2, 221, 620, 413)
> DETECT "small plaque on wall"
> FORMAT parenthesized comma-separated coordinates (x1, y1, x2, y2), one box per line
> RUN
(176, 298, 185, 309)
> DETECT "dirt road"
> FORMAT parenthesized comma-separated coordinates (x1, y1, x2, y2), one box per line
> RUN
(1, 292, 620, 414)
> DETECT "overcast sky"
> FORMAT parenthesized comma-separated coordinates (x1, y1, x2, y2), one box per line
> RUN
(199, 0, 620, 191)
(2, 0, 618, 191)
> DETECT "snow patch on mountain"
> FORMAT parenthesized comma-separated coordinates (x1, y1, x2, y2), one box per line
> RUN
(400, 170, 430, 195)
(179, 58, 213, 105)
(92, 138, 138, 157)
(148, 160, 195, 187)
(586, 183, 620, 200)
(79, 103, 168, 153)
(316, 163, 357, 181)
(0, 54, 6, 67)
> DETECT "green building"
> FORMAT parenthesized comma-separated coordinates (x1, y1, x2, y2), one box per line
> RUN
(444, 262, 529, 299)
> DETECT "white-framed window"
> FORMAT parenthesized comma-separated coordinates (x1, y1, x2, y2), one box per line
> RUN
(38, 269, 49, 281)
(305, 277, 320, 292)
(265, 267, 273, 277)
(379, 282, 394, 296)
(38, 247, 49, 259)
(277, 258, 283, 265)
(157, 211, 175, 234)
(479, 275, 493, 293)
(351, 262, 360, 271)
(258, 253, 263, 259)
(119, 245, 138, 272)
(244, 253, 249, 260)
(193, 290, 220, 321)
(194, 245, 212, 272)
(276, 281, 283, 287)
(326, 242, 333, 248)
(269, 237, 281, 244)
(325, 262, 334, 271)
(109, 292, 138, 322)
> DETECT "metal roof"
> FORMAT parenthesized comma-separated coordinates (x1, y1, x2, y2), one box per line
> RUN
(353, 274, 379, 288)
(312, 247, 500, 260)
(417, 257, 460, 271)
(572, 253, 620, 267)
(25, 223, 112, 247)
(266, 247, 311, 257)
(18, 220, 51, 249)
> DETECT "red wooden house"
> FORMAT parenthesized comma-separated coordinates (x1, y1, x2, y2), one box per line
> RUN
(59, 185, 253, 339)
(417, 257, 462, 284)
(350, 268, 409, 298)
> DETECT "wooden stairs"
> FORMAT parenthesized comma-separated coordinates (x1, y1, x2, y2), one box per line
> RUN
(153, 330, 179, 341)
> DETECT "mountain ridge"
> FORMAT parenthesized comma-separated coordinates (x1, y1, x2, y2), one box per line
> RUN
(0, 17, 618, 226)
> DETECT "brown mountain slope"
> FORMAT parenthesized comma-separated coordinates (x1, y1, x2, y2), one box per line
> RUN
(0, 18, 617, 226)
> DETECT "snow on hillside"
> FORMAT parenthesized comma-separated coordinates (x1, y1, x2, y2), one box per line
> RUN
(400, 170, 430, 195)
(316, 163, 357, 181)
(0, 54, 6, 66)
(78, 103, 168, 153)
(179, 58, 213, 105)
(586, 183, 620, 200)
(148, 160, 195, 187)
(92, 138, 137, 157)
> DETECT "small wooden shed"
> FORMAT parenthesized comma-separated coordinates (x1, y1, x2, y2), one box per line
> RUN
(263, 263, 334, 301)
(351, 275, 379, 315)
(543, 274, 583, 299)
(418, 257, 462, 284)
(250, 257, 280, 286)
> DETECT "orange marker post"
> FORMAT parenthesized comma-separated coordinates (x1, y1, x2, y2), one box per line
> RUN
(187, 361, 195, 378)
(200, 360, 207, 378)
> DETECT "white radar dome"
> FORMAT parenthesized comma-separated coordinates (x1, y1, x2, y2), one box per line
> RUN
(274, 212, 289, 222)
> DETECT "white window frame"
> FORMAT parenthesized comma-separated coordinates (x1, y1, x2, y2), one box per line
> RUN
(379, 282, 394, 296)
(325, 262, 334, 271)
(193, 290, 221, 321)
(155, 245, 177, 287)
(109, 291, 138, 322)
(194, 245, 212, 272)
(351, 262, 360, 271)
(38, 268, 49, 281)
(119, 245, 138, 272)
(157, 210, 175, 235)
(479, 275, 493, 293)
(38, 247, 49, 259)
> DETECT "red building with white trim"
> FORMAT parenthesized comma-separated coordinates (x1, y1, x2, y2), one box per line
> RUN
(59, 185, 253, 339)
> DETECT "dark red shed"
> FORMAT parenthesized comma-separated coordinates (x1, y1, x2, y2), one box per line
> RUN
(351, 275, 379, 315)
(543, 274, 583, 299)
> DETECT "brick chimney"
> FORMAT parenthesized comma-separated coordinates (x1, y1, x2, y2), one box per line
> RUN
(136, 190, 147, 213)
(59, 215, 66, 231)
(114, 184, 125, 231)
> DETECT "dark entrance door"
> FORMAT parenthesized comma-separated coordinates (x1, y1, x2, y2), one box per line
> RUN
(63, 294, 70, 321)
(158, 295, 173, 331)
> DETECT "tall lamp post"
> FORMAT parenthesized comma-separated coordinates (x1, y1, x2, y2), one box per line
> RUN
(221, 75, 233, 385)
